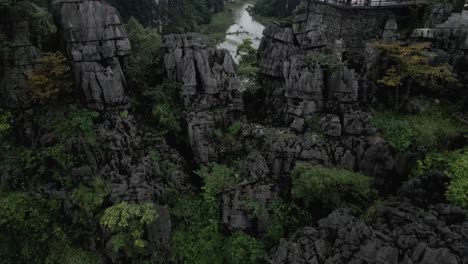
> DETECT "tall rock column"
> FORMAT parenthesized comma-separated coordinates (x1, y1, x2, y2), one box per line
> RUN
(54, 0, 131, 110)
(163, 33, 243, 163)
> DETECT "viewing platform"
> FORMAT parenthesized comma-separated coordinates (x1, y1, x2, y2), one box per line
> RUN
(309, 0, 428, 9)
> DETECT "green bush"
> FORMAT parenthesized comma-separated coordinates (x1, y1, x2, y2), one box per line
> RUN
(126, 17, 162, 88)
(446, 150, 468, 209)
(224, 232, 265, 264)
(100, 202, 158, 254)
(0, 192, 58, 263)
(265, 201, 311, 246)
(291, 163, 378, 214)
(142, 81, 182, 137)
(196, 163, 239, 199)
(71, 177, 109, 217)
(171, 194, 265, 264)
(370, 112, 414, 151)
(371, 106, 467, 151)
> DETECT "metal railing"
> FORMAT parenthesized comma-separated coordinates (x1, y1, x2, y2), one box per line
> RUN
(310, 0, 427, 8)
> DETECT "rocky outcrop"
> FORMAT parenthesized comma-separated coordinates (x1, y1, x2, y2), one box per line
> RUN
(222, 151, 279, 233)
(412, 11, 468, 51)
(0, 3, 46, 108)
(163, 33, 243, 163)
(268, 173, 468, 264)
(54, 0, 131, 110)
(258, 22, 301, 77)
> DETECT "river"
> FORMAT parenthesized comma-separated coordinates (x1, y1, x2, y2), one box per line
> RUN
(217, 3, 265, 64)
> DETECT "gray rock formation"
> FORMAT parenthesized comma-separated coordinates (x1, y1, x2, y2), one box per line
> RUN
(54, 0, 131, 110)
(0, 5, 43, 108)
(412, 11, 468, 50)
(268, 174, 468, 264)
(258, 22, 301, 78)
(163, 33, 243, 163)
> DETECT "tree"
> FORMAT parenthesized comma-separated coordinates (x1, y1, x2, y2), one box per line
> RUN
(291, 163, 378, 215)
(125, 17, 162, 89)
(27, 52, 72, 103)
(374, 42, 458, 110)
(236, 39, 258, 80)
(100, 202, 158, 254)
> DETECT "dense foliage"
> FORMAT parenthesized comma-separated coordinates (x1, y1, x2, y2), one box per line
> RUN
(27, 52, 72, 103)
(371, 106, 467, 152)
(291, 163, 378, 214)
(374, 42, 458, 109)
(237, 39, 258, 80)
(171, 163, 265, 264)
(100, 202, 158, 254)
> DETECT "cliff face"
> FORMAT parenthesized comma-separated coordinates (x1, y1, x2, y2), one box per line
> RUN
(163, 33, 243, 163)
(269, 173, 468, 264)
(0, 3, 45, 108)
(55, 0, 131, 110)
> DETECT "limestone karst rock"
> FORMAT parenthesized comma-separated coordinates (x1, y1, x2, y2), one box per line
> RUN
(54, 0, 131, 110)
(163, 33, 243, 163)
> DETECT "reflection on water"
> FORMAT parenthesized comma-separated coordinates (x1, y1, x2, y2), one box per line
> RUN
(217, 4, 265, 63)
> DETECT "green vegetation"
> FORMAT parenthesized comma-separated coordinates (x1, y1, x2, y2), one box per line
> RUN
(445, 150, 468, 209)
(412, 149, 468, 209)
(171, 163, 265, 264)
(236, 39, 258, 80)
(142, 80, 183, 140)
(265, 201, 311, 246)
(100, 202, 158, 254)
(374, 42, 458, 110)
(125, 17, 162, 89)
(71, 177, 109, 219)
(27, 52, 73, 103)
(196, 163, 240, 199)
(305, 51, 339, 70)
(0, 192, 99, 264)
(371, 106, 467, 152)
(291, 163, 378, 214)
(215, 121, 243, 147)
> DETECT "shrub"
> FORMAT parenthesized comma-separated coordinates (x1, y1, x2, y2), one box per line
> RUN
(100, 202, 158, 254)
(142, 81, 182, 137)
(27, 52, 72, 102)
(265, 201, 311, 246)
(43, 105, 98, 144)
(0, 192, 59, 263)
(224, 232, 265, 264)
(215, 121, 242, 147)
(371, 106, 467, 152)
(71, 177, 109, 217)
(374, 42, 458, 110)
(125, 17, 162, 88)
(0, 109, 11, 133)
(196, 163, 239, 199)
(236, 39, 258, 80)
(370, 112, 414, 151)
(291, 163, 378, 214)
(446, 150, 468, 209)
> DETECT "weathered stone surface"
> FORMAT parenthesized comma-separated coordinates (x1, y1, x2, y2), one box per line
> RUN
(424, 3, 454, 28)
(268, 173, 468, 264)
(55, 0, 131, 109)
(163, 33, 243, 163)
(0, 8, 42, 108)
(258, 22, 301, 77)
(412, 11, 468, 51)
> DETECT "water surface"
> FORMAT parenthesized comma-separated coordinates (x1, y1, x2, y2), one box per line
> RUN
(218, 4, 265, 63)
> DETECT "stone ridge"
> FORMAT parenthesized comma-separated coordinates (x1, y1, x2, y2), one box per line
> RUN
(55, 0, 131, 110)
(163, 33, 244, 163)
